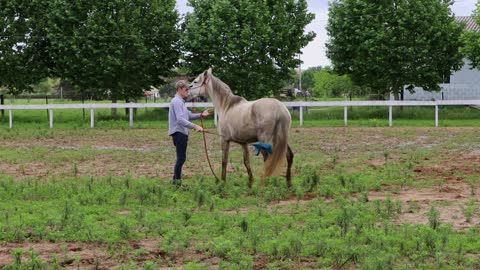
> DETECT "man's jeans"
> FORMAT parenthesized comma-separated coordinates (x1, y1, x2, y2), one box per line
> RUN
(172, 132, 188, 181)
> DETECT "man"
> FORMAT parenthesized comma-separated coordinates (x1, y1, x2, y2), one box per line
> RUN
(168, 79, 211, 185)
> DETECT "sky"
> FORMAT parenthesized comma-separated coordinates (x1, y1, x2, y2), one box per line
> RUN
(176, 0, 478, 69)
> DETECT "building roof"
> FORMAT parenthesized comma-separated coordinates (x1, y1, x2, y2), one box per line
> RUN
(455, 16, 480, 32)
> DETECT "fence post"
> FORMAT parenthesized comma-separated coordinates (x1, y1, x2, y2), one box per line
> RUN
(45, 95, 49, 120)
(0, 94, 4, 118)
(435, 105, 439, 127)
(90, 109, 95, 128)
(129, 107, 134, 128)
(49, 109, 53, 128)
(389, 106, 393, 127)
(9, 110, 12, 128)
(344, 106, 348, 126)
(82, 96, 85, 120)
(299, 106, 304, 127)
(214, 110, 218, 127)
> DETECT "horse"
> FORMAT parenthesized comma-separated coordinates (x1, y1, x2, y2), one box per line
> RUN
(189, 68, 294, 188)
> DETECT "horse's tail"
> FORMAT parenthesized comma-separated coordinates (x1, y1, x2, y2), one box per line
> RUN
(264, 112, 290, 177)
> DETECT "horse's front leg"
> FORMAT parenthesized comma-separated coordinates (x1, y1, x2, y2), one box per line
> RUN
(241, 144, 254, 188)
(221, 140, 230, 182)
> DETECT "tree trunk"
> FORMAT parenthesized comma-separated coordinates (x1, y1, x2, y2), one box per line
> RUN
(393, 86, 404, 111)
(82, 95, 85, 120)
(111, 95, 117, 117)
(392, 85, 404, 101)
(1, 94, 4, 118)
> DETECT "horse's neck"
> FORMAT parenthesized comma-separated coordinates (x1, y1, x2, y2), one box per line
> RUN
(210, 96, 225, 116)
(208, 78, 238, 115)
(207, 89, 223, 114)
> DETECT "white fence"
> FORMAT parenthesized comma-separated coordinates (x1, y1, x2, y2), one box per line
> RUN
(1, 100, 479, 128)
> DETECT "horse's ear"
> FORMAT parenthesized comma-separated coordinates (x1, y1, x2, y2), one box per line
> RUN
(201, 70, 209, 84)
(202, 68, 212, 84)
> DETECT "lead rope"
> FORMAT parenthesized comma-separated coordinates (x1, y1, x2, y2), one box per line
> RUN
(192, 99, 221, 182)
(200, 115, 221, 183)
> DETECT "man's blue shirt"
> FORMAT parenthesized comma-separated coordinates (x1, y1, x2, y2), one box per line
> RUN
(168, 95, 201, 136)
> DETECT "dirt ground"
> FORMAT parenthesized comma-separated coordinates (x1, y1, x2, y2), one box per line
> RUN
(0, 127, 479, 268)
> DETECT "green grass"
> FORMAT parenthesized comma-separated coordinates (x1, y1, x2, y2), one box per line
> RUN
(0, 127, 479, 268)
(1, 172, 479, 269)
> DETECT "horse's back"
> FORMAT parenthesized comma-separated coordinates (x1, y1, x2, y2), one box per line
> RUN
(252, 98, 291, 124)
(220, 98, 290, 142)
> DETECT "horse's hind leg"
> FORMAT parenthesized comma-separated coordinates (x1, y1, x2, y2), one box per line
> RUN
(286, 144, 294, 188)
(221, 140, 230, 182)
(241, 144, 254, 188)
(260, 150, 269, 162)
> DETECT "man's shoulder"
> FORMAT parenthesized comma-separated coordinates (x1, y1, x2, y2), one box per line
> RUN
(171, 96, 183, 105)
(173, 95, 185, 102)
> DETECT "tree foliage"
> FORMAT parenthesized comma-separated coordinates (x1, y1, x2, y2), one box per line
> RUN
(182, 0, 315, 99)
(461, 2, 480, 70)
(301, 69, 316, 92)
(1, 0, 180, 100)
(0, 0, 49, 94)
(326, 0, 464, 99)
(308, 67, 362, 98)
(33, 78, 60, 95)
(45, 0, 180, 102)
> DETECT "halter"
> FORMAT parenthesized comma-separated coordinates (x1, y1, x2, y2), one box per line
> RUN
(189, 77, 207, 91)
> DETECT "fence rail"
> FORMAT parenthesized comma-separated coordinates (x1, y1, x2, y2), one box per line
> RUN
(1, 100, 479, 128)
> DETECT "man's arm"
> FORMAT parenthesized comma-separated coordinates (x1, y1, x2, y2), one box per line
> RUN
(188, 110, 201, 120)
(172, 100, 195, 129)
(189, 109, 212, 120)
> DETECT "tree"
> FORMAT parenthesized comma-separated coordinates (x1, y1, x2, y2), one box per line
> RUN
(45, 0, 180, 103)
(461, 2, 480, 69)
(302, 68, 318, 92)
(33, 78, 60, 95)
(313, 67, 362, 98)
(0, 0, 49, 95)
(326, 0, 464, 99)
(182, 0, 315, 99)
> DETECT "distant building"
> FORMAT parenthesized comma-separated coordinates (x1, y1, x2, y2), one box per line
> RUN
(405, 16, 480, 100)
(143, 87, 160, 100)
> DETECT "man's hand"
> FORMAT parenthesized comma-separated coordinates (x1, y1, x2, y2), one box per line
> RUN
(201, 109, 212, 117)
(193, 124, 204, 132)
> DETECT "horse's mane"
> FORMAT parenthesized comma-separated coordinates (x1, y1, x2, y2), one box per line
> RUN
(211, 75, 246, 110)
(211, 75, 233, 94)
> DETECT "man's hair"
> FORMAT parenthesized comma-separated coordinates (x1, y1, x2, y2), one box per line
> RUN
(176, 80, 190, 90)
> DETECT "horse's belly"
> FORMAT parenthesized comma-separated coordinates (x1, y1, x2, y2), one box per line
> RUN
(219, 117, 257, 143)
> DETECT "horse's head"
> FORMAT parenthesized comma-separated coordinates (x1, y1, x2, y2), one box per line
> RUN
(189, 68, 212, 99)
